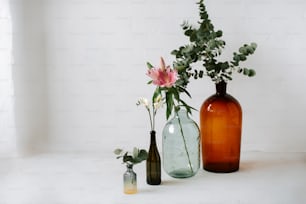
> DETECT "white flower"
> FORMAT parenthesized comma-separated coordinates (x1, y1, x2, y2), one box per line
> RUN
(137, 94, 164, 131)
(136, 97, 150, 108)
(153, 94, 163, 110)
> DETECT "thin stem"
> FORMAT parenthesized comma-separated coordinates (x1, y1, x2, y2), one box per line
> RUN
(176, 110, 194, 174)
(147, 108, 153, 131)
(152, 105, 156, 131)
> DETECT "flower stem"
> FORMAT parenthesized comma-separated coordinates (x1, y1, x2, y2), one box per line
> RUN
(152, 107, 156, 131)
(147, 108, 153, 131)
(176, 111, 194, 174)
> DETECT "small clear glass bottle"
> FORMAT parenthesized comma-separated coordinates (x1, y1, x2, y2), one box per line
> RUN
(123, 163, 137, 194)
(162, 109, 200, 178)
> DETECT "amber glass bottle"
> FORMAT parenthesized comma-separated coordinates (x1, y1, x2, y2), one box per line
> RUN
(200, 81, 242, 173)
(146, 131, 161, 185)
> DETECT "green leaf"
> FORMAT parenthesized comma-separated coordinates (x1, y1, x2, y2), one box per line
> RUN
(251, 42, 257, 49)
(114, 148, 123, 155)
(243, 68, 250, 75)
(171, 50, 178, 55)
(215, 30, 223, 37)
(239, 47, 247, 54)
(178, 86, 192, 98)
(166, 92, 174, 119)
(190, 32, 197, 42)
(239, 54, 247, 61)
(133, 147, 139, 158)
(146, 62, 154, 69)
(248, 69, 256, 77)
(123, 155, 133, 163)
(138, 149, 148, 160)
(232, 61, 239, 66)
(179, 99, 197, 115)
(152, 87, 161, 102)
(233, 54, 240, 61)
(172, 88, 180, 102)
(184, 29, 194, 36)
(199, 70, 204, 78)
(220, 62, 229, 70)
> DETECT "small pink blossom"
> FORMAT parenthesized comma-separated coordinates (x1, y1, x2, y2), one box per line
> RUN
(146, 57, 178, 88)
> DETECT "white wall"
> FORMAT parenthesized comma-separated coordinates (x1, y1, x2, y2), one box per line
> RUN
(10, 0, 306, 153)
(43, 0, 195, 152)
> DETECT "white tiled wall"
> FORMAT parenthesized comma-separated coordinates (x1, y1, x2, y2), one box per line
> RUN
(7, 0, 306, 153)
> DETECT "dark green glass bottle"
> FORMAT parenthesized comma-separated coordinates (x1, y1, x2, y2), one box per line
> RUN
(146, 131, 161, 185)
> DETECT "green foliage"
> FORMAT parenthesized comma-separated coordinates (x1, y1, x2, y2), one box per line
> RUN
(114, 147, 148, 165)
(171, 0, 257, 83)
(146, 62, 154, 69)
(161, 86, 195, 120)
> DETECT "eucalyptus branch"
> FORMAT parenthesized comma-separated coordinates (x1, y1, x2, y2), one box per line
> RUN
(171, 0, 257, 84)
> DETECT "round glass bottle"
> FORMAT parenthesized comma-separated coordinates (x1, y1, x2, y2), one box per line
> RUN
(200, 81, 242, 173)
(162, 109, 200, 178)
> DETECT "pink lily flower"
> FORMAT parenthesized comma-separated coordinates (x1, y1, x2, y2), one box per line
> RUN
(146, 57, 178, 88)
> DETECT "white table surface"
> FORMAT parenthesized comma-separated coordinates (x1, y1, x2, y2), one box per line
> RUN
(0, 151, 305, 204)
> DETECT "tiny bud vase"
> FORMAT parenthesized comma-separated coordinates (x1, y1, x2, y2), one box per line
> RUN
(146, 131, 161, 185)
(200, 81, 242, 173)
(123, 164, 137, 194)
(162, 110, 200, 178)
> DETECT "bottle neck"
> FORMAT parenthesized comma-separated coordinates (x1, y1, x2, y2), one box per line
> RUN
(175, 109, 188, 118)
(150, 131, 156, 144)
(126, 163, 133, 171)
(216, 81, 227, 96)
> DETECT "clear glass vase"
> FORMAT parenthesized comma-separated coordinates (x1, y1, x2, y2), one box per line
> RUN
(162, 109, 200, 178)
(123, 163, 137, 194)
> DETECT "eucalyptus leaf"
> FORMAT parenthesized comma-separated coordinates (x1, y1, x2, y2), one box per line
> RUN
(251, 42, 257, 49)
(114, 148, 123, 155)
(216, 30, 223, 37)
(248, 69, 256, 77)
(239, 47, 246, 54)
(243, 68, 250, 75)
(240, 55, 247, 61)
(185, 29, 194, 36)
(138, 150, 148, 160)
(133, 147, 139, 158)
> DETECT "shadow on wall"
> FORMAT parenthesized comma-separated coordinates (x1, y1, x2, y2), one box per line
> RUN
(10, 0, 49, 155)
